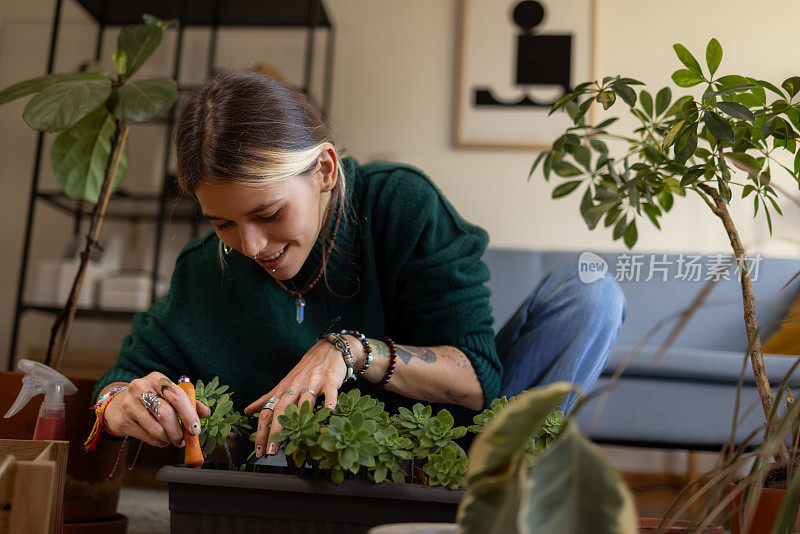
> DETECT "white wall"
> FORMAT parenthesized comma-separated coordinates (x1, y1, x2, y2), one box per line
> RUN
(1, 0, 799, 370)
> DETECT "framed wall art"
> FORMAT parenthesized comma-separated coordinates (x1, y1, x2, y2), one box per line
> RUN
(455, 0, 597, 149)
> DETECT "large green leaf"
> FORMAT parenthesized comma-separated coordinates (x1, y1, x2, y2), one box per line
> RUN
(464, 383, 572, 484)
(22, 79, 111, 132)
(519, 429, 637, 534)
(673, 43, 703, 76)
(0, 72, 110, 106)
(671, 69, 704, 88)
(457, 383, 572, 534)
(117, 19, 164, 79)
(716, 101, 755, 124)
(50, 108, 128, 203)
(706, 38, 723, 77)
(655, 87, 671, 116)
(112, 77, 178, 122)
(704, 111, 735, 143)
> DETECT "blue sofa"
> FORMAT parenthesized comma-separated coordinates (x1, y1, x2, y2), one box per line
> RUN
(482, 249, 800, 450)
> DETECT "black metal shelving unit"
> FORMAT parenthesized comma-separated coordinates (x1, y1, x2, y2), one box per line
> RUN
(7, 0, 334, 370)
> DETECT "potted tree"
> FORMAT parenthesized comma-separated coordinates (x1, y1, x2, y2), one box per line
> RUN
(531, 38, 800, 532)
(0, 13, 179, 530)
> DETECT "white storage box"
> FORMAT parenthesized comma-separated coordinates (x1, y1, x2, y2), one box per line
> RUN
(32, 259, 102, 307)
(98, 274, 167, 311)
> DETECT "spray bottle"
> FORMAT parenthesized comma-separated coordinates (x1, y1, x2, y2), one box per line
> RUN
(4, 359, 77, 440)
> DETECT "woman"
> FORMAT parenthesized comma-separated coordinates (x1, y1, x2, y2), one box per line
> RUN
(91, 70, 625, 459)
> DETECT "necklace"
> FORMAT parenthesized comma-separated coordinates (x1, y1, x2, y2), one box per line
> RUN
(273, 203, 342, 324)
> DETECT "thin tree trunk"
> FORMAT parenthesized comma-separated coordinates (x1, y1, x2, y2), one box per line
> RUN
(46, 120, 129, 370)
(696, 183, 786, 458)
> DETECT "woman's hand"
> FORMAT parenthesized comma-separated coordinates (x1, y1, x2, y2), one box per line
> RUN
(244, 338, 352, 457)
(103, 372, 211, 447)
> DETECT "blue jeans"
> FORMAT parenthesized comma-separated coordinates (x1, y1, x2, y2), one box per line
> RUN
(494, 260, 626, 411)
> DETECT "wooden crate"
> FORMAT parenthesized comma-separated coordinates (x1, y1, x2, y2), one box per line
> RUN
(0, 440, 68, 534)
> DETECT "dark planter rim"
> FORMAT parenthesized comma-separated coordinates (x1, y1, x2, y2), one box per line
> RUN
(157, 465, 465, 503)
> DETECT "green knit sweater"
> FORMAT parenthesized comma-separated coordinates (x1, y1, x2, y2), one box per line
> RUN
(93, 157, 501, 412)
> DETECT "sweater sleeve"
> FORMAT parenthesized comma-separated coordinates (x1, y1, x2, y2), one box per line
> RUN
(371, 167, 501, 406)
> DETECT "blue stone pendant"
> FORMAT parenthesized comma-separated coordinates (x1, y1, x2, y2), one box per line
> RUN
(295, 297, 305, 324)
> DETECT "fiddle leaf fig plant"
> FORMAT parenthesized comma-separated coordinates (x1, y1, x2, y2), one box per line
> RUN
(533, 38, 800, 456)
(0, 13, 179, 371)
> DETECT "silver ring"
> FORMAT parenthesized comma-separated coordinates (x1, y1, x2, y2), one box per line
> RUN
(252, 253, 260, 260)
(140, 391, 161, 418)
(302, 387, 317, 396)
(262, 396, 280, 411)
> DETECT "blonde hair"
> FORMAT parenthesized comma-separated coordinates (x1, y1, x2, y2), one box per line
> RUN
(175, 69, 349, 282)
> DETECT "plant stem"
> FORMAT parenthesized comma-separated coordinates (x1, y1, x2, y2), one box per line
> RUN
(695, 182, 787, 459)
(46, 120, 129, 370)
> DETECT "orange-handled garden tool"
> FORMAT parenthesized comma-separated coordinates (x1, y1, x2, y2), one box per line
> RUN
(178, 376, 204, 468)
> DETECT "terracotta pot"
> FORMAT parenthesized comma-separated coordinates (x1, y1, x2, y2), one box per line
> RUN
(638, 517, 723, 533)
(729, 484, 798, 534)
(0, 371, 125, 523)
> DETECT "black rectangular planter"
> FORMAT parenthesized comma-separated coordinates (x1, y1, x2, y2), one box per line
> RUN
(157, 464, 464, 534)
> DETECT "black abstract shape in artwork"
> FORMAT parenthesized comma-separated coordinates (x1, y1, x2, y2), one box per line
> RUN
(473, 0, 573, 108)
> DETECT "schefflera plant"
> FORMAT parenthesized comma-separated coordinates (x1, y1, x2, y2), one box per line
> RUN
(533, 38, 800, 455)
(0, 14, 179, 371)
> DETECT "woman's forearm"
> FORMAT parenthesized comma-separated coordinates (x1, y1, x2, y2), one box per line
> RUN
(348, 337, 485, 411)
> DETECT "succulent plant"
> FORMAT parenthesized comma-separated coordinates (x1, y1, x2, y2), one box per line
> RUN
(373, 425, 413, 483)
(318, 412, 381, 483)
(524, 409, 566, 465)
(197, 382, 565, 486)
(414, 409, 467, 459)
(390, 403, 432, 440)
(333, 389, 388, 426)
(424, 445, 468, 489)
(271, 401, 331, 467)
(195, 377, 252, 458)
(467, 396, 513, 433)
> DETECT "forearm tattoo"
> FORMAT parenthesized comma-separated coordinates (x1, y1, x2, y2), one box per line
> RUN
(396, 346, 437, 364)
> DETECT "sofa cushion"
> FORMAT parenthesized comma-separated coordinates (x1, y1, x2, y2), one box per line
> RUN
(763, 287, 800, 356)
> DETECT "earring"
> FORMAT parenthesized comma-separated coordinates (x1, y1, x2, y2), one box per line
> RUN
(222, 244, 232, 255)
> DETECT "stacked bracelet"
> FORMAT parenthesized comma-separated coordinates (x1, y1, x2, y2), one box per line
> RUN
(84, 386, 128, 451)
(325, 333, 357, 381)
(341, 330, 373, 376)
(377, 336, 398, 387)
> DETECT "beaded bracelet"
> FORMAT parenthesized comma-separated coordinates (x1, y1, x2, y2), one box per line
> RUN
(341, 330, 373, 376)
(377, 336, 398, 387)
(84, 386, 128, 451)
(325, 333, 357, 381)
